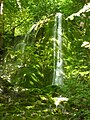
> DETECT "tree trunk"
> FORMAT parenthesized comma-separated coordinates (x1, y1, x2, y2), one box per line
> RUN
(0, 0, 4, 62)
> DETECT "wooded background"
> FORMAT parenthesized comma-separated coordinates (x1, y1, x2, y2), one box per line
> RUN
(0, 0, 90, 119)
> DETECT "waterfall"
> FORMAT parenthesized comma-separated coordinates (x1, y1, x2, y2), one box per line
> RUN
(52, 13, 63, 85)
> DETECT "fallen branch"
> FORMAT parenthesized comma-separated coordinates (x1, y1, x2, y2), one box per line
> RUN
(66, 3, 90, 20)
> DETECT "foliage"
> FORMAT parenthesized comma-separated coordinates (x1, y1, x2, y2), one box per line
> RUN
(0, 0, 90, 120)
(62, 79, 90, 120)
(0, 85, 68, 120)
(2, 20, 54, 88)
(62, 4, 90, 119)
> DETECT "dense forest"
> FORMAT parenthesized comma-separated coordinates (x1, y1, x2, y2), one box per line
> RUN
(0, 0, 90, 119)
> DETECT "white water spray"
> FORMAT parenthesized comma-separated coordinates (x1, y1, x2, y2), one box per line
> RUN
(52, 13, 63, 85)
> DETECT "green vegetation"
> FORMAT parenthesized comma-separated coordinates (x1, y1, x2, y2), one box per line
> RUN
(0, 0, 90, 119)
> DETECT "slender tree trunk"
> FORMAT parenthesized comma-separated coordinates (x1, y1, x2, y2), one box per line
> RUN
(85, 0, 88, 4)
(0, 0, 4, 62)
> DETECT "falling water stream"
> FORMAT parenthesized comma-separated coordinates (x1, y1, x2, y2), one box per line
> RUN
(15, 13, 63, 85)
(52, 13, 63, 85)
